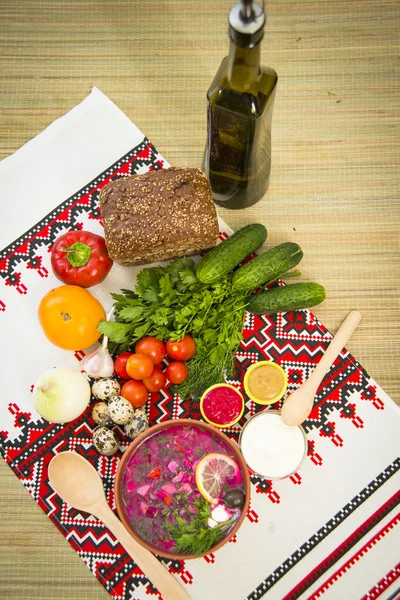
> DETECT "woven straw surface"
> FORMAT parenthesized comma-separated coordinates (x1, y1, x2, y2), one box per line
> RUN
(0, 0, 399, 597)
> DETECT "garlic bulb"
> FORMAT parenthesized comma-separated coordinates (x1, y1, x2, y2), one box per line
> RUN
(82, 344, 114, 379)
(82, 307, 114, 379)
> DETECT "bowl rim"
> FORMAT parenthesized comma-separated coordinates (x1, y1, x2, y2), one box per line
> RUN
(115, 418, 251, 560)
(200, 383, 245, 428)
(239, 409, 307, 479)
(243, 360, 288, 405)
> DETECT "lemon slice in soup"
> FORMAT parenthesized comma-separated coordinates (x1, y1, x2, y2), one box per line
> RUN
(195, 453, 240, 504)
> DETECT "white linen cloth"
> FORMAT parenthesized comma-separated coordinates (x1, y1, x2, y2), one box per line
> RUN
(0, 88, 398, 600)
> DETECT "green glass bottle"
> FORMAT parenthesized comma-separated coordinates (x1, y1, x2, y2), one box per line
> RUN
(203, 0, 278, 209)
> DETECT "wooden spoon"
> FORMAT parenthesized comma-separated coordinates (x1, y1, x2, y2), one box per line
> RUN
(48, 451, 191, 600)
(281, 310, 361, 427)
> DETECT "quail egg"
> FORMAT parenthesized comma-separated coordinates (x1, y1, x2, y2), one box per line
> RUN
(93, 426, 119, 456)
(91, 402, 114, 427)
(92, 378, 120, 401)
(108, 396, 134, 425)
(124, 408, 149, 439)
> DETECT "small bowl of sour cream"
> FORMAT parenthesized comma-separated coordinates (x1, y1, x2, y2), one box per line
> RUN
(239, 410, 307, 479)
(244, 361, 287, 405)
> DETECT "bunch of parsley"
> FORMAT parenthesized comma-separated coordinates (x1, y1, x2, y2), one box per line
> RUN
(98, 257, 249, 400)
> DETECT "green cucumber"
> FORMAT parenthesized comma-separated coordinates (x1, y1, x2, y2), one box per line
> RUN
(232, 242, 303, 290)
(196, 223, 267, 284)
(248, 282, 326, 315)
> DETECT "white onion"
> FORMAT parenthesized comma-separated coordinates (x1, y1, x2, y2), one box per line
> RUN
(33, 368, 91, 423)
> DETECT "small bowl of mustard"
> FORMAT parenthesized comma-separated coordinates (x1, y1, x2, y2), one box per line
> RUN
(244, 361, 287, 405)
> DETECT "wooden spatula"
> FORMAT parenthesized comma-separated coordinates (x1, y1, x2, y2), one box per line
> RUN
(48, 451, 191, 600)
(281, 310, 361, 426)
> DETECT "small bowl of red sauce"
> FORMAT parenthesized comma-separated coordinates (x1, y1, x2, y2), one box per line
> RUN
(200, 384, 245, 428)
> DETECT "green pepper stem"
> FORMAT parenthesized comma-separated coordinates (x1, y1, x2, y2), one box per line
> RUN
(62, 241, 92, 268)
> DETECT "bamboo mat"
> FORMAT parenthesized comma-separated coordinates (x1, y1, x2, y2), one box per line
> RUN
(0, 0, 399, 598)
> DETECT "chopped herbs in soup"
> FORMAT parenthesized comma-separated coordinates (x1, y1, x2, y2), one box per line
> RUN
(121, 424, 245, 555)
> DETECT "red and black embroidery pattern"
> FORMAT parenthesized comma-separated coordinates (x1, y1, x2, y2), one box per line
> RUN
(0, 142, 396, 600)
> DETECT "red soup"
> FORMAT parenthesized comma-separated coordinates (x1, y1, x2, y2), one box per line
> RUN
(120, 423, 246, 556)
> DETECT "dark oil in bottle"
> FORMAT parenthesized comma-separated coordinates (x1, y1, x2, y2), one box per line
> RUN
(203, 2, 278, 209)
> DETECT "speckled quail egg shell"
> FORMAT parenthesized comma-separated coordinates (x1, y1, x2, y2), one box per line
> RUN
(92, 378, 121, 400)
(92, 402, 114, 427)
(93, 427, 120, 456)
(124, 408, 149, 439)
(108, 396, 134, 425)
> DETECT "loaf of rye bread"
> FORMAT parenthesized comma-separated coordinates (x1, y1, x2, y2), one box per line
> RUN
(99, 167, 219, 265)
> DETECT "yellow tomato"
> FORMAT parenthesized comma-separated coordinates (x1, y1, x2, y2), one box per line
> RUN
(38, 285, 105, 350)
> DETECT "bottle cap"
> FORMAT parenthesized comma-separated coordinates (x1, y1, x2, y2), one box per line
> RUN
(229, 1, 265, 48)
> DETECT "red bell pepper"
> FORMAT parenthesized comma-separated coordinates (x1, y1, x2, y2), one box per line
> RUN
(147, 467, 161, 479)
(51, 230, 113, 288)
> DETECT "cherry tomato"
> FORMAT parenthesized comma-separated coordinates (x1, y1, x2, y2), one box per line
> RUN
(166, 335, 196, 361)
(126, 353, 154, 380)
(51, 230, 113, 288)
(114, 352, 133, 379)
(143, 367, 167, 392)
(38, 285, 105, 350)
(135, 337, 166, 365)
(120, 380, 148, 408)
(166, 361, 188, 384)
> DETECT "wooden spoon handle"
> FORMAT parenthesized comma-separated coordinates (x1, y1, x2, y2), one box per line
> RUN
(95, 503, 191, 600)
(307, 310, 361, 392)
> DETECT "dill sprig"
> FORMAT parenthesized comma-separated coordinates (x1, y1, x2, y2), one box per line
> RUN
(165, 496, 235, 555)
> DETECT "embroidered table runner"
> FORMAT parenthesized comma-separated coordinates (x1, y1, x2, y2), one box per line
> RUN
(0, 88, 399, 600)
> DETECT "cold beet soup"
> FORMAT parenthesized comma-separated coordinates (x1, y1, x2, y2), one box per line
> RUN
(120, 423, 246, 556)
